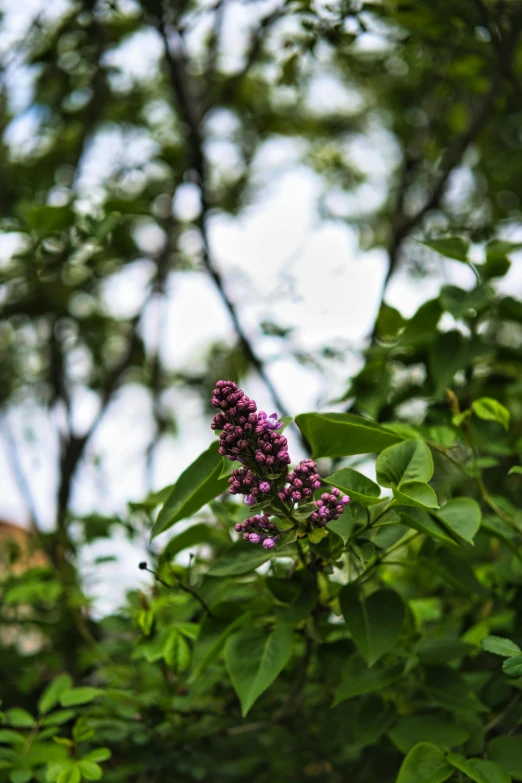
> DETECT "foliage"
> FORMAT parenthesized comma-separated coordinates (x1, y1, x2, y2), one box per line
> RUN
(2, 1, 522, 782)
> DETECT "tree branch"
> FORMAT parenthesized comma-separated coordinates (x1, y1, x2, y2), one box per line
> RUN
(155, 14, 292, 420)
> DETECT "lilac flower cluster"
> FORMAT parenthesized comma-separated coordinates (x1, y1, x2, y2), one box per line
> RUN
(309, 489, 350, 527)
(280, 458, 322, 503)
(235, 515, 278, 549)
(211, 380, 350, 546)
(211, 380, 290, 486)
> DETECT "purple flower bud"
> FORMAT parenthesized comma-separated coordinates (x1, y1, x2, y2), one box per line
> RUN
(235, 523, 242, 531)
(245, 494, 255, 506)
(319, 506, 328, 517)
(259, 481, 271, 494)
(342, 495, 350, 505)
(263, 538, 275, 549)
(243, 532, 250, 540)
(249, 533, 261, 544)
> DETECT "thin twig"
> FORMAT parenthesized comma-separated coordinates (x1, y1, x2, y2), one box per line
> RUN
(139, 562, 215, 617)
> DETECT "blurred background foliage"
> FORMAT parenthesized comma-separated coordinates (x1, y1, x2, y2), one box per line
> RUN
(3, 0, 522, 781)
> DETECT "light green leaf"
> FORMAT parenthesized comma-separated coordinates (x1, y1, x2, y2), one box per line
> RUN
(328, 503, 365, 543)
(447, 753, 511, 783)
(38, 675, 73, 715)
(503, 655, 522, 677)
(295, 412, 402, 459)
(488, 736, 522, 781)
(396, 742, 454, 783)
(77, 761, 103, 780)
(83, 749, 111, 764)
(41, 710, 76, 727)
(508, 466, 522, 476)
(389, 715, 470, 754)
(472, 398, 510, 431)
(392, 482, 439, 509)
(4, 709, 34, 728)
(434, 498, 481, 545)
(56, 765, 81, 783)
(421, 237, 469, 262)
(481, 636, 521, 658)
(218, 458, 241, 479)
(225, 625, 294, 716)
(376, 440, 434, 488)
(0, 731, 25, 745)
(10, 771, 32, 783)
(150, 442, 229, 540)
(164, 630, 191, 673)
(59, 688, 102, 707)
(398, 508, 457, 546)
(325, 468, 381, 506)
(333, 653, 402, 706)
(340, 585, 405, 666)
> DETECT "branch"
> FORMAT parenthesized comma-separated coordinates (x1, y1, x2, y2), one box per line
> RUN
(155, 14, 292, 421)
(139, 562, 215, 617)
(0, 411, 43, 534)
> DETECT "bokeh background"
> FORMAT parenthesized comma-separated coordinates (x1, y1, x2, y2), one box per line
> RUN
(2, 0, 522, 612)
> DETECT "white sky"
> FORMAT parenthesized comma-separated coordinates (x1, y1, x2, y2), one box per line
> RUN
(1, 0, 521, 613)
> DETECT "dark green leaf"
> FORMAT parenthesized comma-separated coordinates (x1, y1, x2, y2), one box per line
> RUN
(421, 237, 469, 262)
(325, 468, 381, 506)
(399, 508, 457, 546)
(488, 736, 522, 781)
(295, 412, 402, 459)
(206, 541, 274, 576)
(434, 497, 481, 545)
(376, 440, 434, 488)
(333, 653, 402, 705)
(225, 625, 294, 716)
(59, 688, 102, 707)
(340, 585, 405, 666)
(38, 674, 73, 715)
(150, 442, 229, 540)
(389, 715, 470, 754)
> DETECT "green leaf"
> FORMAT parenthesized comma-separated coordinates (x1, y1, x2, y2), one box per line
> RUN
(225, 625, 294, 716)
(481, 636, 522, 658)
(4, 709, 34, 728)
(488, 736, 522, 781)
(191, 610, 252, 679)
(447, 753, 511, 783)
(389, 715, 470, 753)
(83, 749, 111, 764)
(421, 237, 469, 262)
(417, 638, 474, 665)
(295, 412, 402, 459)
(59, 688, 102, 707)
(150, 442, 229, 540)
(77, 761, 103, 780)
(434, 498, 481, 545)
(56, 765, 81, 783)
(41, 710, 76, 727)
(423, 667, 486, 713)
(164, 630, 191, 673)
(392, 482, 439, 509)
(472, 398, 510, 431)
(340, 585, 405, 666)
(503, 655, 522, 677)
(398, 508, 457, 546)
(207, 541, 274, 576)
(218, 458, 241, 479)
(333, 652, 402, 706)
(396, 742, 454, 783)
(0, 731, 25, 745)
(10, 771, 32, 783)
(328, 503, 365, 543)
(508, 466, 522, 475)
(38, 675, 73, 715)
(376, 440, 434, 488)
(325, 468, 381, 506)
